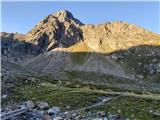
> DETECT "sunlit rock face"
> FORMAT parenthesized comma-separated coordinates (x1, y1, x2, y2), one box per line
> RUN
(25, 10, 83, 52)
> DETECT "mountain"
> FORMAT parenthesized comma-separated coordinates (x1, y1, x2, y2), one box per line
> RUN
(1, 10, 160, 107)
(1, 10, 160, 120)
(21, 10, 159, 81)
(2, 9, 160, 82)
(25, 10, 83, 52)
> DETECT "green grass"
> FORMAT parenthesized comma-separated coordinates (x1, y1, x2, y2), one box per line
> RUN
(9, 85, 104, 110)
(3, 76, 106, 110)
(86, 96, 160, 120)
(66, 71, 160, 94)
(2, 74, 160, 119)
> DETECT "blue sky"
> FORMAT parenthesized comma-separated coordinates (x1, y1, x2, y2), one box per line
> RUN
(1, 1, 160, 34)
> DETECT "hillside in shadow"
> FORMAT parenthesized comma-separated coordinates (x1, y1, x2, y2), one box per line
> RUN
(1, 34, 160, 82)
(1, 33, 160, 94)
(20, 44, 160, 94)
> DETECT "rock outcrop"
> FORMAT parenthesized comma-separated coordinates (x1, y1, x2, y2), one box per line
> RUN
(81, 22, 159, 53)
(1, 32, 39, 63)
(25, 10, 83, 52)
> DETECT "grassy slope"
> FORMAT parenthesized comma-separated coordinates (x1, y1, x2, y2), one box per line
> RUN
(2, 43, 160, 120)
(87, 96, 160, 120)
(66, 71, 160, 94)
(2, 75, 160, 120)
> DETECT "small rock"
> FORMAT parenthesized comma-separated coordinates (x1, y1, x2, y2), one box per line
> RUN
(25, 100, 35, 109)
(53, 116, 63, 120)
(65, 105, 71, 110)
(43, 115, 51, 120)
(72, 112, 77, 117)
(48, 107, 60, 115)
(36, 101, 49, 110)
(2, 94, 8, 99)
(64, 111, 68, 115)
(109, 114, 121, 120)
(136, 74, 144, 79)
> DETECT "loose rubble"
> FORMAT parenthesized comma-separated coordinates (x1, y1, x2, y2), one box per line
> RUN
(1, 97, 121, 120)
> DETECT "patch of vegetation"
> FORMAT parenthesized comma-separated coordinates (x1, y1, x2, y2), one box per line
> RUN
(3, 76, 106, 110)
(2, 75, 160, 119)
(10, 85, 104, 110)
(66, 71, 160, 94)
(86, 96, 160, 120)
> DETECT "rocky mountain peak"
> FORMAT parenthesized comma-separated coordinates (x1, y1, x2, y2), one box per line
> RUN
(53, 10, 74, 20)
(25, 10, 83, 53)
(52, 10, 83, 25)
(2, 10, 159, 56)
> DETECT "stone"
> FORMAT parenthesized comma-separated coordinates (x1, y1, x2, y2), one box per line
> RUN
(24, 100, 35, 109)
(72, 112, 77, 117)
(65, 105, 71, 110)
(52, 116, 63, 120)
(48, 107, 60, 115)
(136, 74, 144, 79)
(64, 111, 68, 115)
(108, 114, 121, 120)
(43, 115, 51, 120)
(2, 94, 7, 99)
(36, 101, 49, 110)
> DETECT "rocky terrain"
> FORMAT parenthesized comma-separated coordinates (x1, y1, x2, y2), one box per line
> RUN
(1, 10, 160, 119)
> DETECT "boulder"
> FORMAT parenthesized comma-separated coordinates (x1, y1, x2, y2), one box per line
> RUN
(25, 100, 35, 109)
(36, 101, 49, 110)
(48, 107, 60, 115)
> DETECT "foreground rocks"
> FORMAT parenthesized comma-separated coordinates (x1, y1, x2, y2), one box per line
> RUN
(1, 99, 121, 120)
